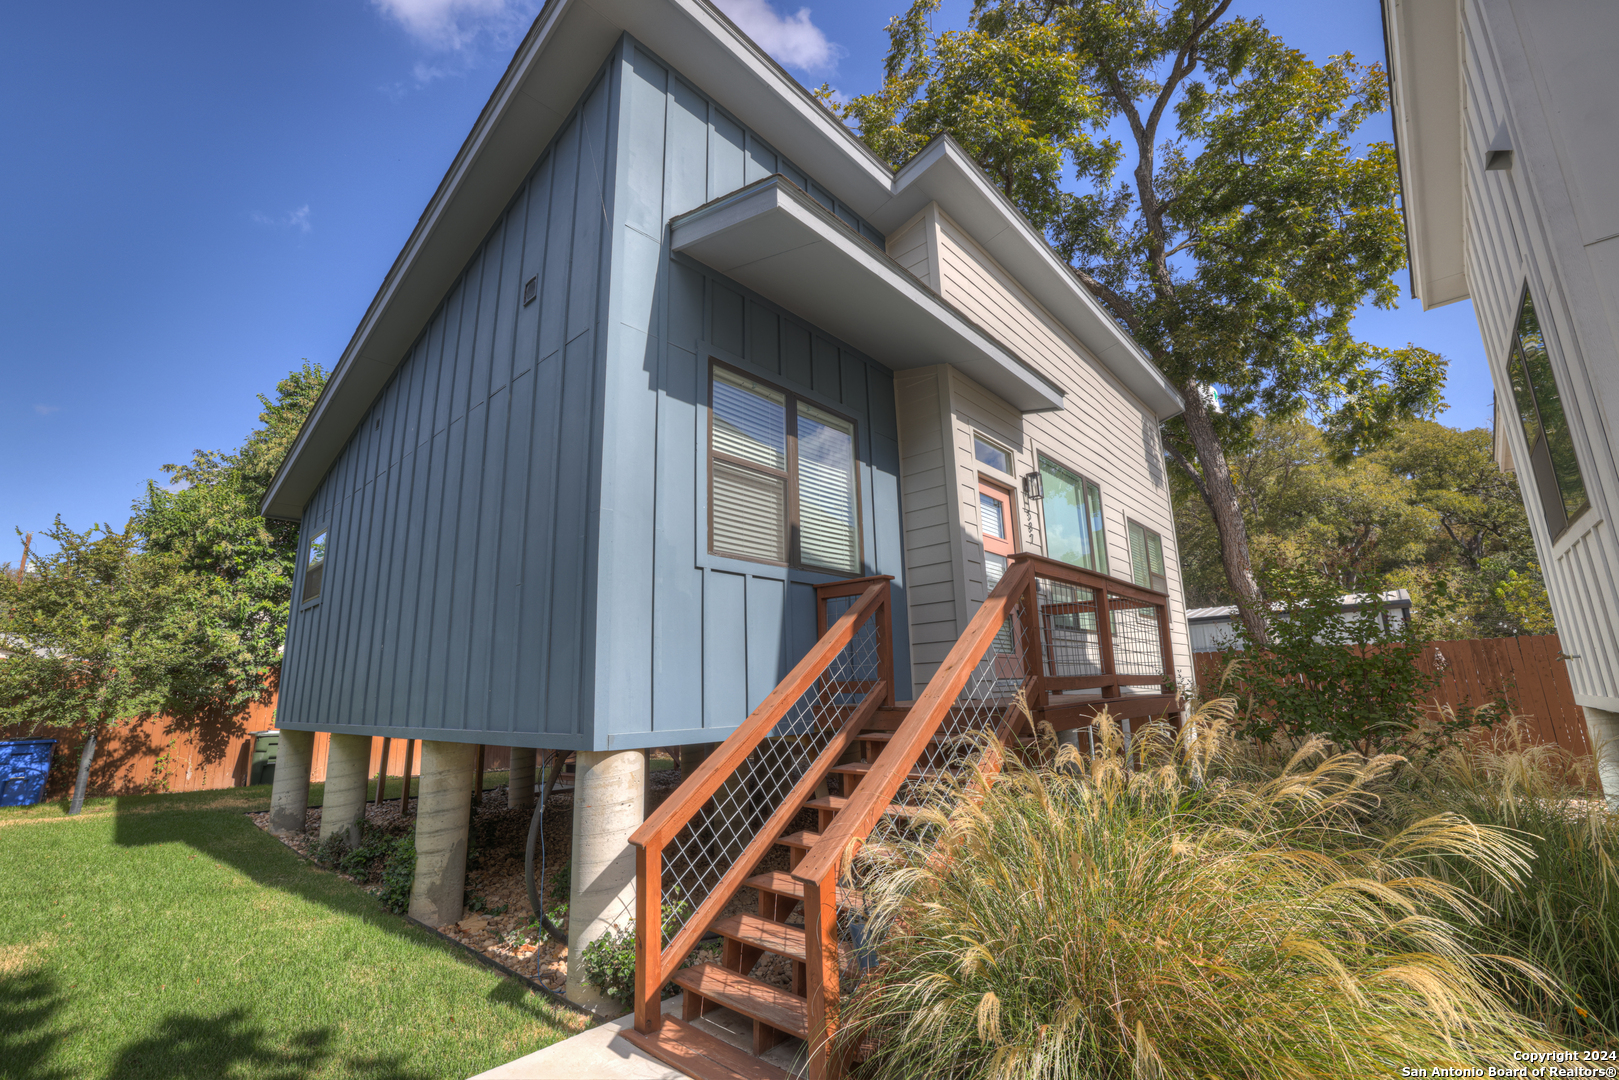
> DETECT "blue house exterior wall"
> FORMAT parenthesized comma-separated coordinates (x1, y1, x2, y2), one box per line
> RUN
(278, 35, 909, 751)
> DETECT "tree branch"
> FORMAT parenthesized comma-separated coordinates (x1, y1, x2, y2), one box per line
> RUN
(1164, 440, 1210, 505)
(1070, 266, 1144, 339)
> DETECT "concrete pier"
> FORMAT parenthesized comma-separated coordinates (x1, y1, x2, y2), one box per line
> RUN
(267, 729, 315, 836)
(319, 734, 372, 847)
(1584, 706, 1619, 810)
(509, 747, 537, 814)
(566, 748, 647, 1014)
(408, 740, 478, 927)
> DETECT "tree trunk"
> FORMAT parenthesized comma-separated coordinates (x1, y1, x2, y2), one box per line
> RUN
(1180, 387, 1270, 645)
(68, 731, 97, 816)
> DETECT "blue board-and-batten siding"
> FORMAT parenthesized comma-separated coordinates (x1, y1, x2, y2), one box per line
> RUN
(279, 64, 615, 747)
(594, 37, 909, 752)
(277, 34, 908, 751)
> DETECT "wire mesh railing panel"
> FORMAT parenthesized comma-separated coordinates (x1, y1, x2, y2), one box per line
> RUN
(835, 594, 1031, 991)
(1109, 592, 1165, 678)
(1035, 576, 1102, 678)
(655, 605, 883, 949)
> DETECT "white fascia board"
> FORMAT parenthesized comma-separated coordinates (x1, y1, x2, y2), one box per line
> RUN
(872, 138, 1184, 420)
(673, 178, 1067, 413)
(1383, 0, 1469, 310)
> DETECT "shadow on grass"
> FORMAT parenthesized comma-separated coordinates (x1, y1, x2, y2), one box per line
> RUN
(104, 1007, 431, 1080)
(0, 968, 71, 1080)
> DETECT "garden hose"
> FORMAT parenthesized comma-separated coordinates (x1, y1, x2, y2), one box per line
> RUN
(525, 754, 568, 945)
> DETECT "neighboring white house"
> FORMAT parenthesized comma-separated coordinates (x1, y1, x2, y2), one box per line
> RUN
(1382, 0, 1619, 803)
(1188, 591, 1413, 653)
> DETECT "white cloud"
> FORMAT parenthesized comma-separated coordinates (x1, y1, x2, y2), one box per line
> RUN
(713, 0, 843, 73)
(32, 404, 59, 416)
(251, 205, 313, 234)
(371, 0, 532, 52)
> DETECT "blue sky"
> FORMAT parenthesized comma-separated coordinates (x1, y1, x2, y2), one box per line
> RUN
(0, 0, 1489, 561)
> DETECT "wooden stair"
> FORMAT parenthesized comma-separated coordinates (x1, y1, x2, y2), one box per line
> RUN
(623, 703, 905, 1078)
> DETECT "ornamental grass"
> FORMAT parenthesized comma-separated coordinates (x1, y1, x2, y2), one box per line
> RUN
(1389, 712, 1619, 1043)
(833, 698, 1568, 1079)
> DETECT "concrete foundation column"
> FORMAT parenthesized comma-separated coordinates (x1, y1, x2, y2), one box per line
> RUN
(267, 729, 316, 836)
(319, 734, 373, 847)
(509, 747, 537, 814)
(1583, 706, 1619, 810)
(408, 740, 478, 928)
(566, 748, 646, 1015)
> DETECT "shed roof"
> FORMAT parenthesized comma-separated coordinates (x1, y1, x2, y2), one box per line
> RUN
(1186, 590, 1413, 623)
(261, 0, 1182, 521)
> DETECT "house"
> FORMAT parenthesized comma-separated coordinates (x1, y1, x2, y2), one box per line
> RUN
(258, 0, 1192, 1055)
(1382, 0, 1619, 808)
(1187, 591, 1413, 653)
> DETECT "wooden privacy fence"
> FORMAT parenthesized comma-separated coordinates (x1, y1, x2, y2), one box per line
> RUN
(1193, 633, 1591, 756)
(2, 694, 525, 800)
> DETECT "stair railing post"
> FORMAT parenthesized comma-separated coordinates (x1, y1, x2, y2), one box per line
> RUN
(634, 839, 662, 1033)
(1019, 566, 1043, 705)
(876, 582, 895, 708)
(804, 866, 843, 1080)
(1094, 587, 1118, 700)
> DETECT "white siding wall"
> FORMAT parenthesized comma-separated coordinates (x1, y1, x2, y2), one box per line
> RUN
(886, 203, 1195, 691)
(1459, 0, 1619, 707)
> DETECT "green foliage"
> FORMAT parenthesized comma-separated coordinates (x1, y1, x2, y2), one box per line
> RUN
(579, 889, 694, 1004)
(129, 361, 328, 715)
(1172, 416, 1554, 638)
(837, 708, 1568, 1078)
(0, 520, 219, 734)
(1391, 717, 1619, 1043)
(1228, 570, 1456, 755)
(313, 820, 417, 915)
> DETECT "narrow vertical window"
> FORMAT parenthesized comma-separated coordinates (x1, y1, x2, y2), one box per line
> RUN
(1038, 455, 1108, 574)
(708, 361, 862, 574)
(1127, 520, 1167, 593)
(302, 529, 328, 605)
(978, 481, 1015, 587)
(1506, 288, 1587, 534)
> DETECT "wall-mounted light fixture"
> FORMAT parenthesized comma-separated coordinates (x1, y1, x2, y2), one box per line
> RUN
(1021, 471, 1044, 500)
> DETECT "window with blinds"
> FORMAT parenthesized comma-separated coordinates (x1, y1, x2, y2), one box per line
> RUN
(1127, 520, 1167, 593)
(1037, 456, 1107, 574)
(1506, 288, 1588, 536)
(709, 362, 861, 574)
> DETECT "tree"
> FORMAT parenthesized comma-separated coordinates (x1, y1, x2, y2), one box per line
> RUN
(0, 364, 326, 811)
(0, 521, 217, 812)
(843, 0, 1444, 642)
(1171, 416, 1553, 638)
(130, 362, 327, 714)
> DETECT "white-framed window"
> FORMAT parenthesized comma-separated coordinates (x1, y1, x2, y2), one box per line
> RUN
(1038, 455, 1108, 574)
(301, 528, 328, 605)
(708, 361, 861, 574)
(1127, 519, 1167, 593)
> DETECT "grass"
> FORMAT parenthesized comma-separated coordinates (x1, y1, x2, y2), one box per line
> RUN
(0, 779, 588, 1080)
(837, 702, 1572, 1079)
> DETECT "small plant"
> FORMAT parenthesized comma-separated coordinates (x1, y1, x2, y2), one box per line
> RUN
(580, 889, 695, 1004)
(378, 831, 415, 915)
(466, 895, 509, 917)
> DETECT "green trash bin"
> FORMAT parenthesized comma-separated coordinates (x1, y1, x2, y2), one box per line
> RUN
(250, 731, 280, 787)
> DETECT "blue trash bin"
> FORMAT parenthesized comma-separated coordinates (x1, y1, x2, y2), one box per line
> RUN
(0, 739, 59, 808)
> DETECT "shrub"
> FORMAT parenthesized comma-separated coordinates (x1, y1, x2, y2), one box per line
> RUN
(1390, 713, 1619, 1043)
(580, 888, 696, 1004)
(835, 702, 1568, 1079)
(314, 821, 416, 915)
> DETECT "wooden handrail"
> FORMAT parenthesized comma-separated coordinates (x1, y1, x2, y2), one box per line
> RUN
(630, 580, 888, 851)
(1008, 551, 1171, 607)
(791, 560, 1035, 889)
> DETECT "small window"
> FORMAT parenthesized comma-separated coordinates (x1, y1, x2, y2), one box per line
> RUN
(1506, 287, 1587, 535)
(302, 529, 328, 605)
(1127, 520, 1167, 593)
(709, 362, 860, 574)
(1038, 455, 1107, 573)
(973, 434, 1012, 475)
(978, 480, 1015, 588)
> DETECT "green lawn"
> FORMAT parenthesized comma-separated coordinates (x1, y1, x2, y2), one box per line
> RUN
(0, 782, 588, 1080)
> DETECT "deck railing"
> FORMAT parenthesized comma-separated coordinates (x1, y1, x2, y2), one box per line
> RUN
(626, 576, 895, 1034)
(790, 554, 1174, 1078)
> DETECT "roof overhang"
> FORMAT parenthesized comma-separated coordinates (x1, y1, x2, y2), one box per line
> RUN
(261, 0, 1180, 519)
(1382, 0, 1469, 309)
(675, 177, 1067, 412)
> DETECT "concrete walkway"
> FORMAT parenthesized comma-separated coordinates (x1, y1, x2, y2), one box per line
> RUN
(470, 998, 684, 1080)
